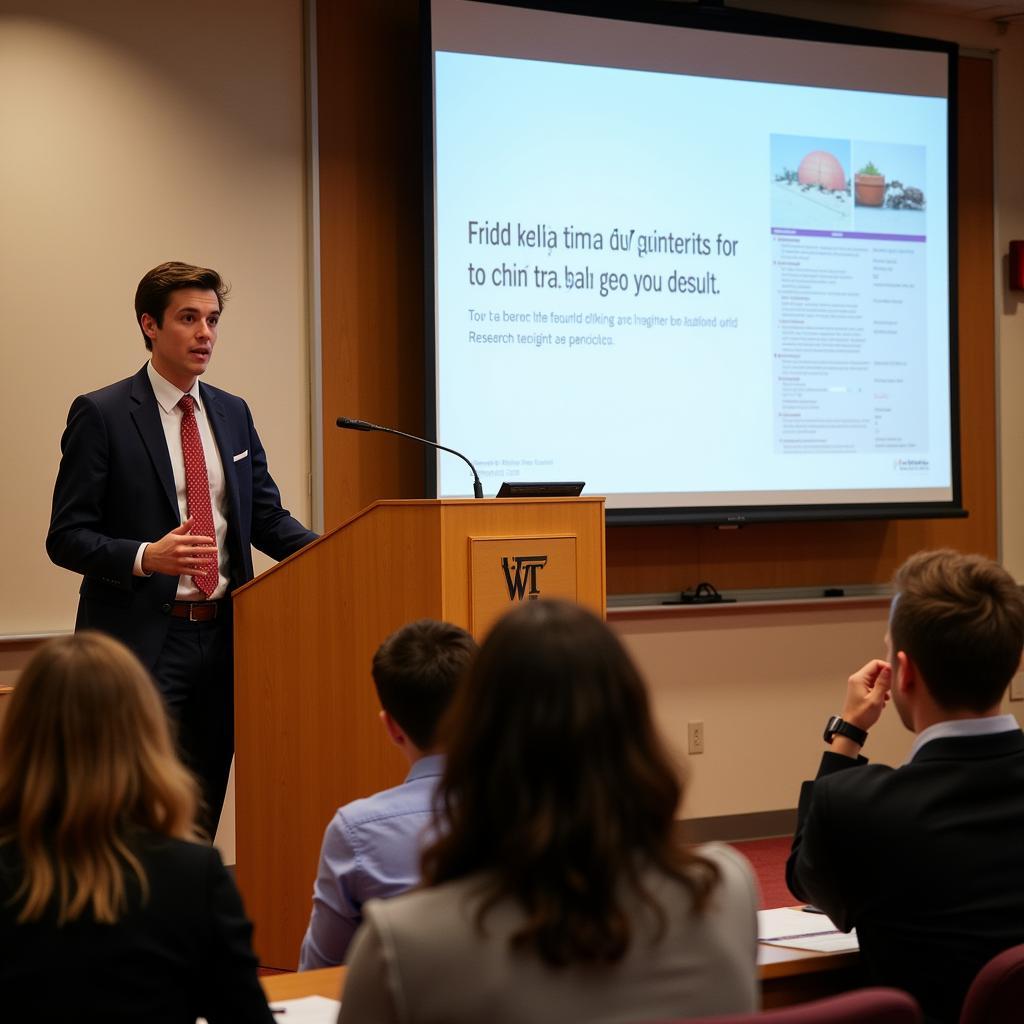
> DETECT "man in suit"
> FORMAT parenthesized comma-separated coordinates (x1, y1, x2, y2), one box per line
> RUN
(787, 549, 1024, 1024)
(47, 261, 317, 833)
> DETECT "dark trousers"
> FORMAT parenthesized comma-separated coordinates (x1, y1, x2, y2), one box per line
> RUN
(152, 607, 233, 838)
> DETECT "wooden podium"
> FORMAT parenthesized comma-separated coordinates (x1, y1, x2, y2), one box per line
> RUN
(232, 496, 605, 968)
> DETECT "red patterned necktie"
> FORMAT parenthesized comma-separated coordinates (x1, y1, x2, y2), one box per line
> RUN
(178, 395, 219, 598)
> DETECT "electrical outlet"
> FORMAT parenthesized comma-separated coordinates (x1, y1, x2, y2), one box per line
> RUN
(687, 721, 705, 755)
(1011, 673, 1024, 702)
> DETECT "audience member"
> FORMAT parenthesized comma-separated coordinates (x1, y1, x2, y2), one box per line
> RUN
(787, 549, 1024, 1024)
(339, 600, 759, 1023)
(0, 632, 274, 1023)
(299, 619, 476, 969)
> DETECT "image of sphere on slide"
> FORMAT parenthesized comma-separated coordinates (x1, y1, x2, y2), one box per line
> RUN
(770, 135, 852, 230)
(797, 150, 847, 191)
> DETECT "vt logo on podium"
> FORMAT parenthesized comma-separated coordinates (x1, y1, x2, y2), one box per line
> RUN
(501, 555, 548, 601)
(470, 534, 578, 636)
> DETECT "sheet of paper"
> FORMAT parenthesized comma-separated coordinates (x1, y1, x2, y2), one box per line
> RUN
(758, 907, 837, 939)
(772, 931, 860, 953)
(199, 993, 341, 1022)
(757, 907, 859, 952)
(267, 995, 341, 1022)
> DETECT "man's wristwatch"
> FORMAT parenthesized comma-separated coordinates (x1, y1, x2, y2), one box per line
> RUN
(823, 715, 868, 747)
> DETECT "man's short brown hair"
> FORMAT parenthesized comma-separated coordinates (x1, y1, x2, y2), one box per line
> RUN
(891, 549, 1024, 712)
(134, 261, 228, 349)
(371, 620, 477, 750)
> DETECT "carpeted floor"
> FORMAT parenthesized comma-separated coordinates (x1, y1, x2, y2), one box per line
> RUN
(729, 835, 799, 909)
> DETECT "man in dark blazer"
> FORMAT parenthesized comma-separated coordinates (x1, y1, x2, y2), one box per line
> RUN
(47, 261, 317, 832)
(787, 549, 1024, 1024)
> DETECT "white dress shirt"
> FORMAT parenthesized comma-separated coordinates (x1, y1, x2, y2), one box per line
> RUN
(133, 362, 231, 600)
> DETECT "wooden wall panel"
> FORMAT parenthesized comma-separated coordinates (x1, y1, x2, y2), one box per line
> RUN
(317, 0, 426, 525)
(0, 687, 11, 732)
(318, 9, 996, 591)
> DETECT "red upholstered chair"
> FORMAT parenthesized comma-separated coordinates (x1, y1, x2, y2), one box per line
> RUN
(646, 987, 920, 1024)
(959, 943, 1024, 1024)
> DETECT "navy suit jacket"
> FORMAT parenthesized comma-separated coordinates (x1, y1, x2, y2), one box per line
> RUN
(47, 364, 316, 667)
(787, 731, 1024, 1024)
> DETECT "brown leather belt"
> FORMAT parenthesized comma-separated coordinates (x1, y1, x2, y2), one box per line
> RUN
(169, 600, 223, 622)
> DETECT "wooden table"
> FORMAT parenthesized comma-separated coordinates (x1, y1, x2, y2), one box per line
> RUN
(262, 966, 345, 1003)
(758, 943, 860, 1008)
(260, 945, 859, 1009)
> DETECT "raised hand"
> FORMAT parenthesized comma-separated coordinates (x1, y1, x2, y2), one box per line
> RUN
(842, 658, 892, 732)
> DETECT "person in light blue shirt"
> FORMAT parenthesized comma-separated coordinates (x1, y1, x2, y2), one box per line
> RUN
(298, 619, 477, 969)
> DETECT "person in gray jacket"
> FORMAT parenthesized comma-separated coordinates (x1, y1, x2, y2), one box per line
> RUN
(339, 599, 759, 1024)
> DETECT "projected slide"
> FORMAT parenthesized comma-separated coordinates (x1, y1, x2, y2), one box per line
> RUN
(429, 3, 953, 514)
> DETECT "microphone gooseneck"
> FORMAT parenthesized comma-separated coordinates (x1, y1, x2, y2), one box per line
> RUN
(335, 416, 484, 499)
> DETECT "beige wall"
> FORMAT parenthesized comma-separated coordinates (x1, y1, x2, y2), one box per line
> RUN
(615, 603, 896, 819)
(0, 0, 309, 861)
(0, 0, 311, 638)
(615, 602, 1024, 823)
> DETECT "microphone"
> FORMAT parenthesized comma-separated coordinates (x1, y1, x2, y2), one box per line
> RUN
(336, 417, 484, 499)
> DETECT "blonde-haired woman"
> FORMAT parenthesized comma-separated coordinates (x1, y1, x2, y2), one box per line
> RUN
(0, 631, 274, 1023)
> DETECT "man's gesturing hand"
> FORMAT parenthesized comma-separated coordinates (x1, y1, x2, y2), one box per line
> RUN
(142, 518, 218, 578)
(842, 658, 892, 733)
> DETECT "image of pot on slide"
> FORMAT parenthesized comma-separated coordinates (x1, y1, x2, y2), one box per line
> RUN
(854, 161, 885, 206)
